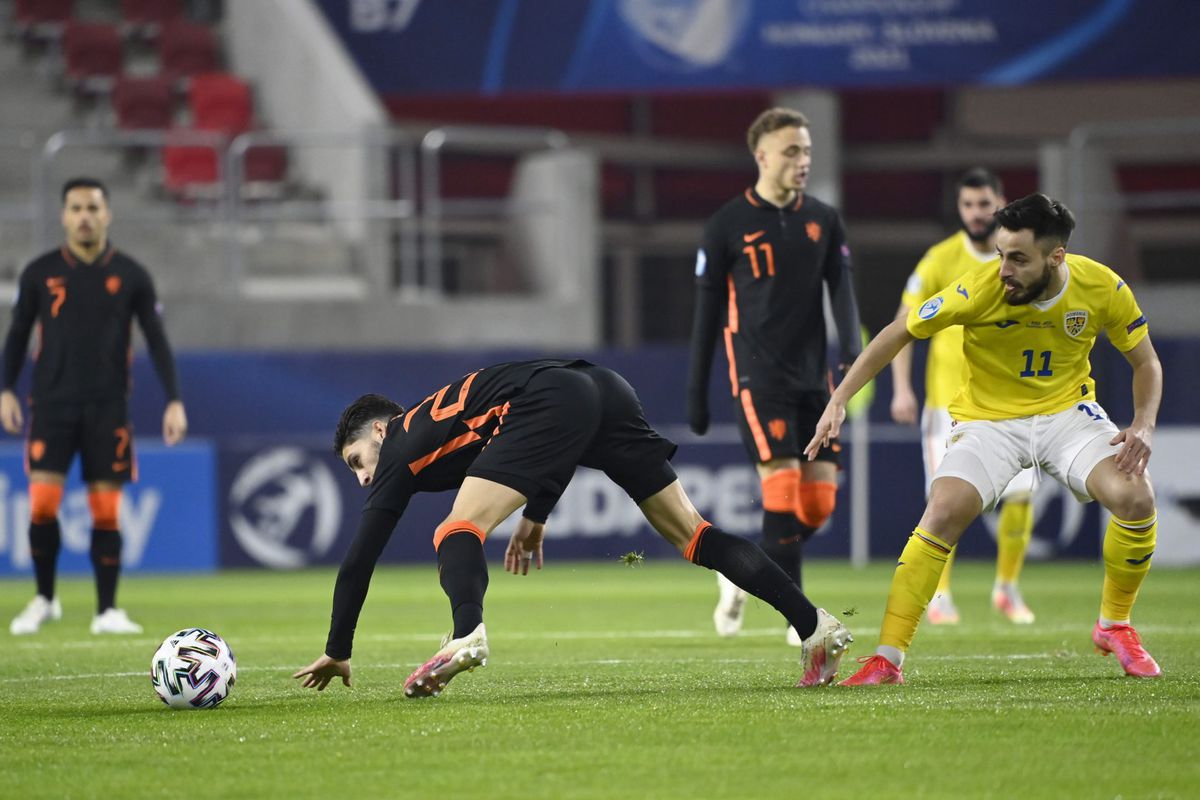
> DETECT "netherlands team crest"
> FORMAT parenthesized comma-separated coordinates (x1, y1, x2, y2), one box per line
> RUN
(1064, 310, 1088, 337)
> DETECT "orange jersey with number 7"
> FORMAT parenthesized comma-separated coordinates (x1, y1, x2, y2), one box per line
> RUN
(905, 254, 1148, 422)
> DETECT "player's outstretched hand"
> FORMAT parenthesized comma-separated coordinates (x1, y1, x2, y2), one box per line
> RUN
(686, 391, 709, 436)
(293, 654, 352, 691)
(0, 390, 23, 435)
(505, 517, 544, 575)
(805, 400, 846, 461)
(1110, 425, 1153, 476)
(163, 400, 188, 446)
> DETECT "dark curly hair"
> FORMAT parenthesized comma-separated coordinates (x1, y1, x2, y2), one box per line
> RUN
(995, 193, 1076, 249)
(333, 394, 404, 455)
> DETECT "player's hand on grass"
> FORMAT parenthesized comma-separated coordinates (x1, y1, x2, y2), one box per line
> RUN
(505, 517, 544, 575)
(0, 390, 22, 434)
(805, 401, 846, 461)
(1110, 424, 1153, 476)
(293, 654, 352, 690)
(686, 391, 709, 436)
(163, 400, 188, 446)
(890, 386, 918, 425)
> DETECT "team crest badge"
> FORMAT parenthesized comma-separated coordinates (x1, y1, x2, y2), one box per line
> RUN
(106, 275, 121, 295)
(805, 221, 821, 242)
(768, 419, 787, 441)
(1064, 310, 1088, 337)
(30, 440, 45, 462)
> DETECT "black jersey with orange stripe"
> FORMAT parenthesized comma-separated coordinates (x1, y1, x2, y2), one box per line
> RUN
(363, 358, 587, 517)
(2, 244, 180, 405)
(689, 187, 861, 397)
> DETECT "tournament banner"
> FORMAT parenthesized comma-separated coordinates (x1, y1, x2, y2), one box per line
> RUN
(0, 442, 218, 576)
(315, 0, 1200, 94)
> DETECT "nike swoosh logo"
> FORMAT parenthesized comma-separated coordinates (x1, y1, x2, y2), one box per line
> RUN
(1125, 552, 1153, 565)
(112, 461, 129, 472)
(743, 230, 766, 243)
(896, 561, 905, 567)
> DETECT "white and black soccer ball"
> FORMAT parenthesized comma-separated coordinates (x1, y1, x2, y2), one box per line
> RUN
(150, 628, 237, 710)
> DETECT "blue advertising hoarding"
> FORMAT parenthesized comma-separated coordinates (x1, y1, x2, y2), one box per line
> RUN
(0, 442, 217, 576)
(314, 0, 1200, 94)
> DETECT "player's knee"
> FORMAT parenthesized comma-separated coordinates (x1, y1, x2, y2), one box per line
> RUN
(1107, 480, 1156, 523)
(87, 489, 121, 531)
(796, 481, 837, 528)
(433, 519, 487, 551)
(29, 483, 64, 525)
(761, 469, 800, 514)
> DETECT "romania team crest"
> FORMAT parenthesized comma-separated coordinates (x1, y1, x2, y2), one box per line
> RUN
(1064, 310, 1088, 337)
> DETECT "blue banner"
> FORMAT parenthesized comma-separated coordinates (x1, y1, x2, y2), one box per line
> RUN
(314, 0, 1200, 94)
(0, 443, 217, 576)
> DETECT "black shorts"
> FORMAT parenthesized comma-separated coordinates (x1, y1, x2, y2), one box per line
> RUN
(468, 365, 677, 508)
(26, 399, 135, 484)
(731, 387, 839, 465)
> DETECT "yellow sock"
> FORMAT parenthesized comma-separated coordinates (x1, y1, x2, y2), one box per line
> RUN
(1100, 512, 1157, 623)
(935, 546, 955, 594)
(879, 528, 953, 652)
(995, 499, 1033, 584)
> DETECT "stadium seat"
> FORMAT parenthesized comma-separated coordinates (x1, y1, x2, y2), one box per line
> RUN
(158, 20, 218, 82)
(12, 0, 74, 40)
(119, 0, 184, 39)
(112, 75, 174, 129)
(162, 142, 220, 198)
(242, 145, 290, 199)
(62, 22, 123, 93)
(189, 72, 253, 134)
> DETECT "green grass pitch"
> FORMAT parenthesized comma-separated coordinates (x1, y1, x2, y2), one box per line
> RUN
(3, 560, 1199, 799)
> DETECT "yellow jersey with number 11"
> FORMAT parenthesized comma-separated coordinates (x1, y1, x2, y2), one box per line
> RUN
(905, 253, 1148, 422)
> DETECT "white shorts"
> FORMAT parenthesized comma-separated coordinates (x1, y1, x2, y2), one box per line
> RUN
(921, 406, 1034, 500)
(933, 401, 1122, 512)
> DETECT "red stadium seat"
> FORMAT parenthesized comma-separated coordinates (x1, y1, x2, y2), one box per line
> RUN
(244, 145, 288, 183)
(112, 75, 174, 129)
(158, 20, 219, 81)
(162, 142, 220, 197)
(120, 0, 184, 37)
(13, 0, 74, 38)
(189, 72, 253, 134)
(62, 22, 123, 92)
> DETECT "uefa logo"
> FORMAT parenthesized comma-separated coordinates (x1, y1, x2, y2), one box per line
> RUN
(228, 448, 341, 569)
(618, 0, 750, 71)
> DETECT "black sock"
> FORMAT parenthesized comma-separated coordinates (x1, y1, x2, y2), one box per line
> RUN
(30, 521, 61, 600)
(90, 529, 122, 614)
(761, 510, 803, 589)
(437, 531, 489, 638)
(691, 525, 818, 639)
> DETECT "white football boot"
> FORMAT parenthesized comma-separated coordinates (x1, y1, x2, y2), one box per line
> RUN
(713, 573, 747, 637)
(90, 608, 143, 635)
(404, 623, 489, 698)
(796, 608, 853, 687)
(10, 595, 62, 635)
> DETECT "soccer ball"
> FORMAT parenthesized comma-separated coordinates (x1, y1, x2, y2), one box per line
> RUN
(150, 628, 237, 710)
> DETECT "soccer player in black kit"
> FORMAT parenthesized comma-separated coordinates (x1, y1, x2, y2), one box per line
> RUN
(293, 360, 854, 697)
(4, 178, 187, 636)
(687, 108, 863, 644)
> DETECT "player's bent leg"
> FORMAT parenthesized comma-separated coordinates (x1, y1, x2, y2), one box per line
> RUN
(642, 482, 852, 686)
(841, 477, 980, 686)
(1085, 459, 1161, 677)
(405, 479, 529, 698)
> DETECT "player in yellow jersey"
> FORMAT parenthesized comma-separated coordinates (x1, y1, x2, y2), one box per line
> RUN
(890, 169, 1037, 626)
(806, 193, 1163, 684)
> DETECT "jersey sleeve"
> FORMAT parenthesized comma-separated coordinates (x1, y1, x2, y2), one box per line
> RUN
(130, 265, 182, 401)
(905, 272, 979, 340)
(686, 214, 733, 395)
(2, 266, 39, 391)
(1103, 274, 1149, 352)
(324, 507, 400, 659)
(823, 213, 862, 364)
